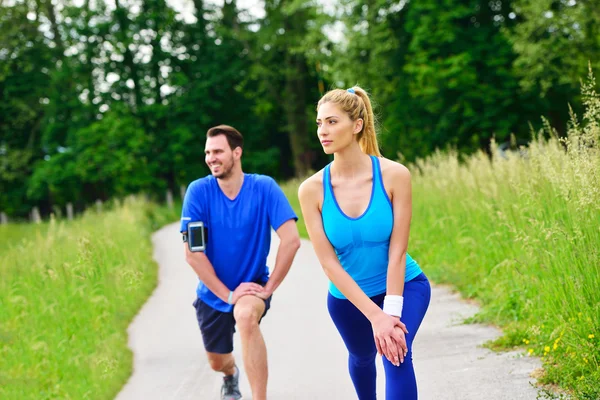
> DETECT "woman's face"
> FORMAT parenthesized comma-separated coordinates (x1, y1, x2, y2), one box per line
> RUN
(316, 102, 362, 155)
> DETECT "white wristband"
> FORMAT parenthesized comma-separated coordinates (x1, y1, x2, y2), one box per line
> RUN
(383, 295, 404, 317)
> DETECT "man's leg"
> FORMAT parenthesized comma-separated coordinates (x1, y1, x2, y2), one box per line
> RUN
(206, 352, 236, 376)
(233, 295, 268, 400)
(193, 298, 241, 399)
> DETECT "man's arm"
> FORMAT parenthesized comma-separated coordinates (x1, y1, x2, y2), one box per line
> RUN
(259, 219, 300, 297)
(183, 243, 263, 303)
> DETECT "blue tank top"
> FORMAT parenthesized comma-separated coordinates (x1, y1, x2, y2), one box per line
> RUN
(322, 155, 422, 299)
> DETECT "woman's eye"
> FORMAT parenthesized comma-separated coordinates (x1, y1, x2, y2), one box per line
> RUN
(329, 120, 336, 124)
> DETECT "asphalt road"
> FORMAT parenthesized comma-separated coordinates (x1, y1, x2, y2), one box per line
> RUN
(115, 222, 541, 400)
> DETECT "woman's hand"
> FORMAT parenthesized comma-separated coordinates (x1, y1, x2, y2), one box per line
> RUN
(393, 325, 408, 363)
(370, 311, 409, 366)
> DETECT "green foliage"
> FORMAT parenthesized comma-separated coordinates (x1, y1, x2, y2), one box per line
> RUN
(0, 2, 53, 216)
(507, 0, 600, 95)
(504, 0, 600, 137)
(249, 0, 328, 178)
(2, 0, 599, 241)
(28, 109, 152, 206)
(393, 0, 528, 159)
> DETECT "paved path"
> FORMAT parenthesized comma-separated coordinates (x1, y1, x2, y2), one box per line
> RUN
(116, 222, 541, 400)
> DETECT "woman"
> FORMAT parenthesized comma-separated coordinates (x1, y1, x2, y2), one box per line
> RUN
(298, 86, 431, 399)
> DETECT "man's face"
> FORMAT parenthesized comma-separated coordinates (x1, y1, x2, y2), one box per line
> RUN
(205, 135, 237, 179)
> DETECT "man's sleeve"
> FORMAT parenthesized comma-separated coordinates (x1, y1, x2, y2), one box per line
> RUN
(180, 182, 205, 233)
(266, 178, 298, 231)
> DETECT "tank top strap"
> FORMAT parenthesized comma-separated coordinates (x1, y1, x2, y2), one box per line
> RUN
(370, 155, 382, 187)
(371, 155, 391, 206)
(323, 162, 333, 203)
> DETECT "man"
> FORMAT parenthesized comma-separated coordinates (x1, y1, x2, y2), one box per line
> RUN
(180, 124, 301, 400)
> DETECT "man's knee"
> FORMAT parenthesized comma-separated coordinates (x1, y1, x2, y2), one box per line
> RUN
(233, 297, 264, 332)
(207, 353, 233, 372)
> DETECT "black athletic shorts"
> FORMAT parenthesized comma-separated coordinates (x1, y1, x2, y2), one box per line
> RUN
(192, 289, 272, 354)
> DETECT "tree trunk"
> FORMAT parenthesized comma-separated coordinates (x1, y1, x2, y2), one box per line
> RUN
(284, 53, 311, 177)
(45, 0, 64, 53)
(115, 0, 143, 111)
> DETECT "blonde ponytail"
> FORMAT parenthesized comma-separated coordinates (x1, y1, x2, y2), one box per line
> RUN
(317, 85, 381, 157)
(352, 87, 381, 157)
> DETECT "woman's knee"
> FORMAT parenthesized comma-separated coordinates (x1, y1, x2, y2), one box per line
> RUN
(350, 351, 377, 367)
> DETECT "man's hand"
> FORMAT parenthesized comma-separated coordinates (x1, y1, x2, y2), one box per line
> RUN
(254, 286, 273, 300)
(230, 282, 264, 304)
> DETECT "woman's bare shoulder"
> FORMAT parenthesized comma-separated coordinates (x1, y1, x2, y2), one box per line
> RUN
(379, 156, 410, 178)
(298, 169, 325, 200)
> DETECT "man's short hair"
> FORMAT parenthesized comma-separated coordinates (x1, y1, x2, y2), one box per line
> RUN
(207, 125, 244, 151)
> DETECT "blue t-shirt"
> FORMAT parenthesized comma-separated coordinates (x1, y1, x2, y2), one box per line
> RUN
(180, 173, 297, 312)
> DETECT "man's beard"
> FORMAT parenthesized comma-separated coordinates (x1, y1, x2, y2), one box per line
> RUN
(213, 157, 234, 179)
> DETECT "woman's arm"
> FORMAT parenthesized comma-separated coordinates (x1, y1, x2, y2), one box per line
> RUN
(298, 178, 380, 319)
(385, 163, 413, 307)
(298, 176, 407, 366)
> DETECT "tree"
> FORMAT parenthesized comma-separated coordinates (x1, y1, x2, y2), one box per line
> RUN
(506, 0, 600, 134)
(392, 0, 529, 159)
(0, 1, 52, 216)
(252, 0, 327, 177)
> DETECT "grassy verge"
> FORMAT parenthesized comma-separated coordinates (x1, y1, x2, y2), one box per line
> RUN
(409, 144, 598, 399)
(0, 197, 180, 400)
(409, 73, 599, 399)
(280, 177, 307, 239)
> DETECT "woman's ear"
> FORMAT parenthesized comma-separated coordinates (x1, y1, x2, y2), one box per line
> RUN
(354, 118, 364, 135)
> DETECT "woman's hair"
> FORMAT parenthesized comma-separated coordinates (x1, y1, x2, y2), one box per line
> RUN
(207, 124, 244, 150)
(317, 86, 381, 157)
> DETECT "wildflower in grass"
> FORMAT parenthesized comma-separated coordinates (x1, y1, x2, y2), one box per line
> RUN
(552, 337, 560, 351)
(588, 334, 595, 339)
(545, 346, 550, 352)
(528, 349, 534, 355)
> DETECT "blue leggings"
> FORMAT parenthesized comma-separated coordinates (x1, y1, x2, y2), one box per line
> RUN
(327, 273, 431, 400)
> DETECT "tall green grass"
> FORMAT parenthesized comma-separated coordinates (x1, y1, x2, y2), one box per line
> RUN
(407, 70, 599, 399)
(0, 197, 179, 400)
(281, 178, 308, 239)
(0, 223, 50, 252)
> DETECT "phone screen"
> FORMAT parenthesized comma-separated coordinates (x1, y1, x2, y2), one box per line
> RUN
(189, 225, 205, 248)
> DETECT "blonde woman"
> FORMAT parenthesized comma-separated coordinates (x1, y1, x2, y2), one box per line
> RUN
(298, 87, 431, 399)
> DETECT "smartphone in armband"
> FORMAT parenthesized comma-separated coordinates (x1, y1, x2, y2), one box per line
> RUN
(187, 221, 207, 252)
